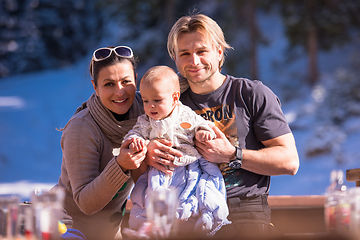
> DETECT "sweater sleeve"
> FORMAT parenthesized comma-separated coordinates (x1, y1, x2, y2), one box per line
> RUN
(61, 116, 130, 215)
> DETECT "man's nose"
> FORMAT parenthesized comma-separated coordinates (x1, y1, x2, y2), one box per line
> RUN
(190, 53, 200, 65)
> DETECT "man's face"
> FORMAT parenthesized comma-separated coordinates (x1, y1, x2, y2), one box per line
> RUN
(174, 29, 222, 86)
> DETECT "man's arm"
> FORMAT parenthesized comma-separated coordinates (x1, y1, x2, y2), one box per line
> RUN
(242, 133, 299, 176)
(195, 125, 299, 176)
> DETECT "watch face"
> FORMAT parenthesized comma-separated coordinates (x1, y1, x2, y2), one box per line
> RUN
(229, 160, 242, 170)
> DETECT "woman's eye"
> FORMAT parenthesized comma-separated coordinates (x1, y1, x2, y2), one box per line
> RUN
(104, 82, 114, 87)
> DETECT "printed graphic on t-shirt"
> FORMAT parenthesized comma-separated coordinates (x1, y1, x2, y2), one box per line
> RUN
(194, 103, 243, 187)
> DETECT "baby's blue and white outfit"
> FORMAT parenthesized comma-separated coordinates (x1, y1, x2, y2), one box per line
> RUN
(124, 102, 230, 235)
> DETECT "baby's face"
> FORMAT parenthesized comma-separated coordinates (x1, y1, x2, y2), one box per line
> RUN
(140, 81, 177, 120)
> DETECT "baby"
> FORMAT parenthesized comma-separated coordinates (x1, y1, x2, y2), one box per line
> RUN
(124, 66, 230, 235)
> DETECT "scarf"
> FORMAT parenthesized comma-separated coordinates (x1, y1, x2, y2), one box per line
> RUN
(74, 92, 143, 145)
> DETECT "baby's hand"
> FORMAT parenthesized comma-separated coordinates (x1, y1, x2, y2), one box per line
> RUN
(195, 130, 213, 142)
(129, 138, 146, 152)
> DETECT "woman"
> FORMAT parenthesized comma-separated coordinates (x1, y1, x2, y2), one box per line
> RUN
(56, 46, 147, 240)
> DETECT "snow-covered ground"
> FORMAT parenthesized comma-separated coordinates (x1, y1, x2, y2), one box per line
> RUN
(0, 12, 359, 201)
(0, 58, 94, 200)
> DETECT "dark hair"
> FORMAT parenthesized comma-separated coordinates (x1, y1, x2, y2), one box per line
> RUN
(90, 48, 138, 86)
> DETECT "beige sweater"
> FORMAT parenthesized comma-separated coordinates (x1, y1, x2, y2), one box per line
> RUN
(57, 107, 133, 240)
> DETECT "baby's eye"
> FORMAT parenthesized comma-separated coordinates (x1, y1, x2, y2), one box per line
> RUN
(155, 99, 162, 103)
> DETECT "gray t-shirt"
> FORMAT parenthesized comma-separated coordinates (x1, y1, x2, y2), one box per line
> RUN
(180, 75, 291, 199)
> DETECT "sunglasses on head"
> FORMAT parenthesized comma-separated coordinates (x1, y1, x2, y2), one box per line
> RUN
(92, 46, 133, 61)
(91, 46, 133, 78)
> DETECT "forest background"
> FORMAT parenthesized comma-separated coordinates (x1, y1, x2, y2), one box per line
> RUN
(0, 0, 360, 200)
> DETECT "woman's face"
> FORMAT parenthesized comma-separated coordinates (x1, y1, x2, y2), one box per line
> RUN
(92, 61, 136, 115)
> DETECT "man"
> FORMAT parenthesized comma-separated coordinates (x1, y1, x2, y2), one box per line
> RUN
(164, 13, 300, 237)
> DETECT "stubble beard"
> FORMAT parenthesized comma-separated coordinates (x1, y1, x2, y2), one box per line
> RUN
(185, 67, 216, 88)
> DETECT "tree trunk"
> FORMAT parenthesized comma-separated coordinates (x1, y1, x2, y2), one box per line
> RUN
(307, 25, 318, 84)
(248, 0, 258, 80)
(165, 0, 175, 67)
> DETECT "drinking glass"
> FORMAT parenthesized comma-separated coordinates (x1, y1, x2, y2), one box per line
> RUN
(349, 187, 360, 238)
(0, 194, 20, 240)
(146, 186, 178, 239)
(31, 187, 64, 240)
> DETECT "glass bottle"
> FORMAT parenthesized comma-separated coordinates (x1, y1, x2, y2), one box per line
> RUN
(324, 170, 351, 236)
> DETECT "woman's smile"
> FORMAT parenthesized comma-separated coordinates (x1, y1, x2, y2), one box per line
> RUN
(113, 98, 127, 104)
(92, 61, 136, 115)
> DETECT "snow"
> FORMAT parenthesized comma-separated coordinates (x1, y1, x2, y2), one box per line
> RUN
(0, 58, 94, 201)
(0, 12, 359, 202)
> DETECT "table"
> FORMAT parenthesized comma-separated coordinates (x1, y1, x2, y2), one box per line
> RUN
(346, 168, 360, 187)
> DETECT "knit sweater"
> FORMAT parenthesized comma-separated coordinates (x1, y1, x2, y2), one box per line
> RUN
(56, 93, 143, 240)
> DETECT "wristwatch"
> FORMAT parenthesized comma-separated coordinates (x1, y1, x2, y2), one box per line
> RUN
(229, 146, 243, 170)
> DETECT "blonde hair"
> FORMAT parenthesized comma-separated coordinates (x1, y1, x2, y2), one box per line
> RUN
(167, 13, 232, 69)
(141, 65, 180, 92)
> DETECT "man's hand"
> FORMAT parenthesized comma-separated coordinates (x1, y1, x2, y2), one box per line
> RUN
(195, 124, 235, 164)
(145, 138, 183, 174)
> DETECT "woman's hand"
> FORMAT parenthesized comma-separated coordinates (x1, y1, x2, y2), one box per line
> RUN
(145, 138, 182, 174)
(116, 138, 147, 172)
(195, 124, 235, 164)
